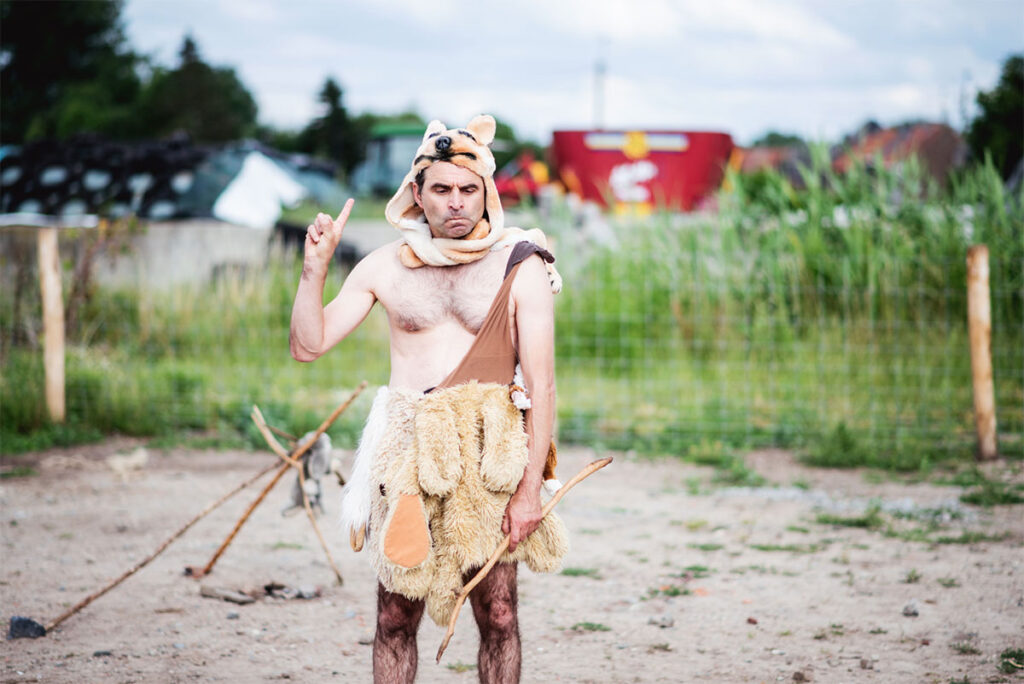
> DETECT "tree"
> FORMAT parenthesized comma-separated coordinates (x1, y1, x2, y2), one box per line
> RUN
(300, 77, 364, 178)
(137, 35, 258, 143)
(966, 53, 1024, 179)
(0, 0, 143, 142)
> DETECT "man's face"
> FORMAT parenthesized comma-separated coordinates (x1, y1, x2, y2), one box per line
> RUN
(412, 162, 485, 239)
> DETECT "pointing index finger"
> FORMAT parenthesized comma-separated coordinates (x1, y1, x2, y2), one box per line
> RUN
(333, 198, 355, 234)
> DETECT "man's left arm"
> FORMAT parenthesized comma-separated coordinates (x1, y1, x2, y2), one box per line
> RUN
(503, 254, 555, 552)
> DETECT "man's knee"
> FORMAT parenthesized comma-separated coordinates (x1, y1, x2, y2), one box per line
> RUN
(377, 587, 423, 638)
(481, 597, 518, 635)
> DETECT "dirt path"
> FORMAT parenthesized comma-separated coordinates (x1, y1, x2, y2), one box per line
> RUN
(1, 443, 1021, 683)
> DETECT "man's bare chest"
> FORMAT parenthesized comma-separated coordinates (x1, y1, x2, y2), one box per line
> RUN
(378, 254, 508, 335)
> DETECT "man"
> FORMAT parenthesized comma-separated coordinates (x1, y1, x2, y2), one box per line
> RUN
(289, 115, 562, 683)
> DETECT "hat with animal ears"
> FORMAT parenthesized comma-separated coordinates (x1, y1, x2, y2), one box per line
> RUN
(384, 115, 508, 268)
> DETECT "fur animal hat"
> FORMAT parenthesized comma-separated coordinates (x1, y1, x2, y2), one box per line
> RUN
(385, 115, 506, 269)
(384, 114, 563, 293)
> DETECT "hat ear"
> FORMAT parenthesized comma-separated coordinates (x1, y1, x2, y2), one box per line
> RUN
(465, 115, 496, 146)
(423, 120, 446, 140)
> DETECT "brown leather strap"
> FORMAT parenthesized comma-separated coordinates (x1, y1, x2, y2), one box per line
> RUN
(434, 242, 553, 390)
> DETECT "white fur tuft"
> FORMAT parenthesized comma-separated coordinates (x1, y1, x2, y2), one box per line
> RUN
(340, 386, 390, 537)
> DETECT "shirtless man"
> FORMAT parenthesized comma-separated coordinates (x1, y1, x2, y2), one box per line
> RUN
(289, 157, 554, 683)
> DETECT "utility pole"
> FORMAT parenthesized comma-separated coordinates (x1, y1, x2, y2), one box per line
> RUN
(593, 38, 607, 130)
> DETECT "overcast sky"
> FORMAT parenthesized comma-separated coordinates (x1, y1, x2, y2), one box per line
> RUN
(123, 0, 1022, 145)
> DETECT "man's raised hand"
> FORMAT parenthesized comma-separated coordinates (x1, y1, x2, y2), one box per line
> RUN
(305, 198, 354, 270)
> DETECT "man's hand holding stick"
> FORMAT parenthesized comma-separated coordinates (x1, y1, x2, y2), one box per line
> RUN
(436, 456, 613, 662)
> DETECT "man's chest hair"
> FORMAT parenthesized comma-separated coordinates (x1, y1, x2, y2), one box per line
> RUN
(383, 254, 507, 334)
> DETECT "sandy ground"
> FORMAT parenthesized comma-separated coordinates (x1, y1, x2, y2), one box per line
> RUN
(1, 440, 1022, 684)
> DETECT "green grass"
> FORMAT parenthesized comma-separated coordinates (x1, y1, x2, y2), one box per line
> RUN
(560, 567, 601, 578)
(960, 482, 1024, 506)
(951, 641, 981, 655)
(934, 531, 1008, 545)
(815, 504, 884, 529)
(687, 543, 724, 552)
(571, 622, 611, 633)
(749, 543, 822, 553)
(0, 465, 38, 479)
(999, 647, 1024, 674)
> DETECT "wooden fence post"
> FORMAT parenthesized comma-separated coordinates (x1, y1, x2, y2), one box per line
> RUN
(966, 245, 997, 460)
(37, 227, 66, 423)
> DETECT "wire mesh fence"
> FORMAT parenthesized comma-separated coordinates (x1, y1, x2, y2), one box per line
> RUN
(2, 159, 1022, 466)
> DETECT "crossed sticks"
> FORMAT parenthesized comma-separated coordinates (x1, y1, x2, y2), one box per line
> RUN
(14, 383, 367, 639)
(185, 381, 367, 583)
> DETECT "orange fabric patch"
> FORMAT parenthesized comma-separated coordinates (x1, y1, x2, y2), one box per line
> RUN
(383, 494, 431, 568)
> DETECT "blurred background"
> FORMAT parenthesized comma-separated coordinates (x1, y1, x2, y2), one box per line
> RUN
(1, 0, 1021, 479)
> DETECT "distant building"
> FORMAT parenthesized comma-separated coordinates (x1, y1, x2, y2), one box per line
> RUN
(350, 122, 427, 196)
(832, 122, 967, 183)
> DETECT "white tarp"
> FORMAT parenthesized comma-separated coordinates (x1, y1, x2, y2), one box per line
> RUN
(212, 151, 307, 229)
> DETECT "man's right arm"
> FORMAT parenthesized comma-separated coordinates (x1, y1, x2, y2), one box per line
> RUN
(289, 200, 377, 362)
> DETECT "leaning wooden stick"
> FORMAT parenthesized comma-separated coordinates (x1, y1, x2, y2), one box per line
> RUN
(250, 405, 345, 585)
(42, 459, 280, 634)
(187, 382, 367, 578)
(436, 456, 613, 662)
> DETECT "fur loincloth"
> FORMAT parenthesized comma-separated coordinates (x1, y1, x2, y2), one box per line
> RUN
(363, 382, 568, 626)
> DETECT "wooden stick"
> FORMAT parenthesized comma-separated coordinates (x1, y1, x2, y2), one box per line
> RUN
(251, 405, 345, 585)
(436, 456, 613, 662)
(185, 461, 292, 579)
(188, 384, 367, 578)
(45, 459, 279, 633)
(967, 245, 998, 460)
(268, 424, 297, 444)
(296, 461, 345, 585)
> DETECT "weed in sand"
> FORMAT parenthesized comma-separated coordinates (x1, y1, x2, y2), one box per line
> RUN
(271, 542, 304, 550)
(951, 641, 981, 655)
(572, 622, 611, 633)
(815, 504, 884, 529)
(934, 531, 1008, 544)
(688, 543, 724, 552)
(749, 543, 821, 554)
(680, 564, 711, 578)
(786, 525, 811, 534)
(961, 483, 1024, 506)
(0, 466, 38, 479)
(902, 568, 922, 584)
(446, 662, 477, 673)
(937, 577, 960, 588)
(685, 519, 709, 531)
(561, 567, 601, 579)
(869, 628, 888, 634)
(998, 647, 1024, 674)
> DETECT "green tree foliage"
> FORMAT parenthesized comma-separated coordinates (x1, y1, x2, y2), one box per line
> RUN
(296, 77, 363, 178)
(137, 36, 258, 143)
(966, 53, 1023, 179)
(0, 0, 143, 142)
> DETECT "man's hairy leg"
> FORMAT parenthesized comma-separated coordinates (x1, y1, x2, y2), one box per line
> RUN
(374, 583, 424, 684)
(468, 562, 521, 684)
